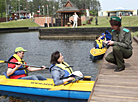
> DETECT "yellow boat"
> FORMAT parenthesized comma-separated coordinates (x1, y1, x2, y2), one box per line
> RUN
(90, 47, 107, 60)
(0, 75, 94, 99)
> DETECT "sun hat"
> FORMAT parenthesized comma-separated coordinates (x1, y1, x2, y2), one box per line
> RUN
(15, 47, 27, 52)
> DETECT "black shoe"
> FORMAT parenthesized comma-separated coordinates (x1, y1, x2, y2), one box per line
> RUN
(114, 65, 125, 72)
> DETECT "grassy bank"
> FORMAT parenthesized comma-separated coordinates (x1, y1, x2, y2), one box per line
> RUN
(0, 16, 138, 28)
(80, 16, 138, 27)
(133, 31, 138, 37)
(0, 19, 40, 28)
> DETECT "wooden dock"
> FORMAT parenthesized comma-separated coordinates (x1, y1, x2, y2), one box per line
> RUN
(88, 38, 138, 102)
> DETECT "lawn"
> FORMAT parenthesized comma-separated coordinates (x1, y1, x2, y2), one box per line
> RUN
(80, 16, 138, 27)
(0, 19, 40, 28)
(0, 16, 138, 36)
(0, 16, 138, 28)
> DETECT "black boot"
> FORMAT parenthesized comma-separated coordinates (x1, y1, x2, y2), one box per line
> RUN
(114, 65, 125, 72)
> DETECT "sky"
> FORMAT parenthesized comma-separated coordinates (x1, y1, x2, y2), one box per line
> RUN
(99, 0, 138, 11)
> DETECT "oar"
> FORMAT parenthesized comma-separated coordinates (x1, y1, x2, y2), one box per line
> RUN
(49, 76, 88, 91)
(64, 77, 84, 85)
(0, 60, 49, 68)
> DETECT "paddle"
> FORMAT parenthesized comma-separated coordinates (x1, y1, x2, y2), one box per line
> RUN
(64, 77, 84, 85)
(49, 76, 84, 91)
(0, 60, 49, 69)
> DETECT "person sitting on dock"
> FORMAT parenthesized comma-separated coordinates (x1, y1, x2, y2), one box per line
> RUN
(6, 47, 47, 80)
(105, 16, 133, 72)
(94, 36, 104, 49)
(49, 51, 76, 86)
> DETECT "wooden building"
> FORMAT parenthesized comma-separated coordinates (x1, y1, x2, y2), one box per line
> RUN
(57, 0, 83, 26)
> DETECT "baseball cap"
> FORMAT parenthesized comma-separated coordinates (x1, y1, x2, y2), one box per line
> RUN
(15, 47, 27, 52)
(110, 16, 121, 23)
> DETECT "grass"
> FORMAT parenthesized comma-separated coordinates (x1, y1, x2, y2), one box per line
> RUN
(1, 16, 138, 37)
(132, 31, 138, 37)
(0, 19, 40, 28)
(1, 16, 138, 28)
(80, 16, 138, 27)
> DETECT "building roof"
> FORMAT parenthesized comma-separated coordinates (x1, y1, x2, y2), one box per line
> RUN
(107, 7, 134, 12)
(11, 10, 29, 14)
(57, 0, 83, 14)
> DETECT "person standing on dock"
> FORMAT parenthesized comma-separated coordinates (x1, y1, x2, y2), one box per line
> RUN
(105, 17, 133, 72)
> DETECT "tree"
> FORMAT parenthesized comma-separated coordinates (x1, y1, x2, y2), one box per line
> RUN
(0, 0, 101, 17)
(0, 0, 5, 17)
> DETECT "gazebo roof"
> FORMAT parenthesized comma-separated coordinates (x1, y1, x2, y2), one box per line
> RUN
(57, 0, 83, 14)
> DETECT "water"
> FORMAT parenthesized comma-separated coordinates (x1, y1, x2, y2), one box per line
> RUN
(0, 32, 102, 102)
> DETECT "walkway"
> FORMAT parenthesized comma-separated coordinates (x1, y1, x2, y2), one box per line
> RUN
(88, 37, 138, 102)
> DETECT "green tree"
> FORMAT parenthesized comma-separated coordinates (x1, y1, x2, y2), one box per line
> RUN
(0, 0, 5, 17)
(0, 0, 101, 18)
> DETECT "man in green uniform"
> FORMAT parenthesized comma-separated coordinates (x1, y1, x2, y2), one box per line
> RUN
(105, 16, 133, 72)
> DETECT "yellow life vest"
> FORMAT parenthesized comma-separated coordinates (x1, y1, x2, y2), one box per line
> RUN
(55, 62, 73, 74)
(95, 39, 103, 49)
(103, 37, 107, 41)
(13, 54, 27, 74)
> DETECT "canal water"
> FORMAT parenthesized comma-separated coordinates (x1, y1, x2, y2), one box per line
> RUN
(0, 32, 102, 102)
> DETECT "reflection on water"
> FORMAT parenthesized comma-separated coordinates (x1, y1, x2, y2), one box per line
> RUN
(0, 32, 103, 102)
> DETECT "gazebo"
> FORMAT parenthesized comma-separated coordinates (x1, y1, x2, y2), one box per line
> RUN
(57, 0, 83, 26)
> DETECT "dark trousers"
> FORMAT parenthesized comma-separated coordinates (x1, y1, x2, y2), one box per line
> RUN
(105, 46, 132, 68)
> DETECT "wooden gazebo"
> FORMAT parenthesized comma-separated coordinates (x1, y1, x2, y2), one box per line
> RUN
(57, 0, 83, 26)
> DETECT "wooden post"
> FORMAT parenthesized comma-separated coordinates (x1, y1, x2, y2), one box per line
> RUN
(61, 14, 63, 26)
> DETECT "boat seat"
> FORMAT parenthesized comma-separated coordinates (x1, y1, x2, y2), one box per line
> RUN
(3, 72, 10, 78)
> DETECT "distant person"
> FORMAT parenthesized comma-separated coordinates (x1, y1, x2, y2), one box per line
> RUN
(7, 47, 47, 80)
(72, 12, 79, 28)
(105, 17, 133, 72)
(119, 13, 122, 22)
(9, 16, 12, 21)
(95, 16, 98, 25)
(14, 17, 17, 21)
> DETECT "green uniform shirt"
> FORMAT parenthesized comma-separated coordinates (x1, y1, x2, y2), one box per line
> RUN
(112, 27, 133, 50)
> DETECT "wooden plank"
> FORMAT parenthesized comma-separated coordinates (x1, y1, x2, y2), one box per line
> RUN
(93, 89, 138, 97)
(96, 80, 138, 87)
(90, 95, 138, 102)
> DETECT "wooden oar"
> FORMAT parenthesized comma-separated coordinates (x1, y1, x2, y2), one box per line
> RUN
(0, 60, 49, 68)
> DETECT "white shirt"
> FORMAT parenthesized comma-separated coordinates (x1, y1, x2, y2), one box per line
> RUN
(73, 14, 78, 21)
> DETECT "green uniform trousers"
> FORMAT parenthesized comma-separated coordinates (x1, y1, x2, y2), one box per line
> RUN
(105, 46, 132, 68)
